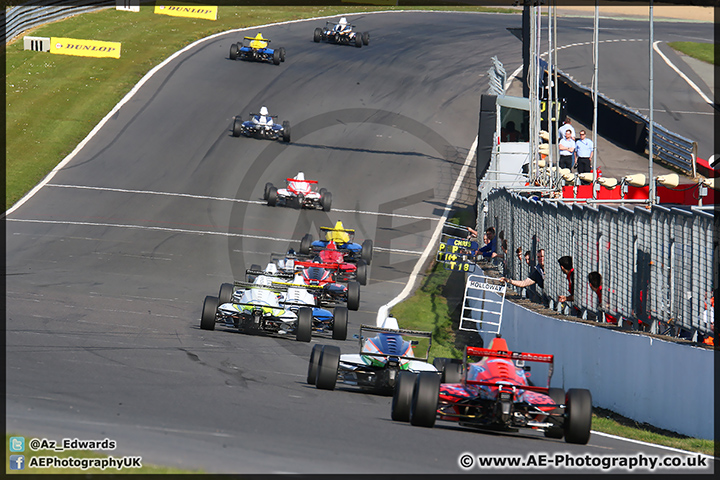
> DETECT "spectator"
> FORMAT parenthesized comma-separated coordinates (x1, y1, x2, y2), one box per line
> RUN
(574, 130, 594, 174)
(492, 238, 509, 275)
(502, 249, 545, 303)
(558, 117, 576, 141)
(476, 227, 496, 259)
(558, 256, 575, 304)
(502, 121, 520, 142)
(466, 226, 478, 240)
(516, 247, 523, 263)
(700, 293, 714, 345)
(588, 271, 617, 324)
(558, 129, 576, 170)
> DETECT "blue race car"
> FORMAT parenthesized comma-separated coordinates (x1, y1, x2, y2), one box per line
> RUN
(299, 220, 373, 265)
(229, 33, 285, 65)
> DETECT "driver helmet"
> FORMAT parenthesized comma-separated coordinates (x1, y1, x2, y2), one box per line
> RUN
(295, 172, 305, 181)
(255, 33, 265, 40)
(259, 106, 269, 116)
(264, 263, 278, 275)
(380, 316, 400, 330)
(339, 17, 348, 25)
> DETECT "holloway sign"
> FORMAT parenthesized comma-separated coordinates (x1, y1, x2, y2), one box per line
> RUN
(50, 38, 121, 58)
(154, 4, 218, 20)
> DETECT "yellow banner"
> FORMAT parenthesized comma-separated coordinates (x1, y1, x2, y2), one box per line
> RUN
(154, 4, 218, 21)
(50, 37, 121, 58)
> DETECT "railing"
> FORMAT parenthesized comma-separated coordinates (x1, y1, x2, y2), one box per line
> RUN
(485, 188, 716, 339)
(4, 1, 116, 45)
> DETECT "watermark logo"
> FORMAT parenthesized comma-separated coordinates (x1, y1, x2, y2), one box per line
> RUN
(9, 436, 25, 452)
(9, 455, 25, 470)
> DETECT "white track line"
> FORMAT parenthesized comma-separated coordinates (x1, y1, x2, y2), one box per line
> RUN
(652, 40, 715, 108)
(591, 431, 718, 460)
(376, 137, 478, 324)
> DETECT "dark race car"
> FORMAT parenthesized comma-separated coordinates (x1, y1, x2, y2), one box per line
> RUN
(308, 317, 436, 395)
(229, 32, 285, 65)
(392, 336, 593, 445)
(299, 220, 373, 264)
(313, 17, 369, 48)
(232, 106, 290, 142)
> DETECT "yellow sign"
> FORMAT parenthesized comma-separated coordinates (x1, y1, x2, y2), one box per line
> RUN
(50, 37, 121, 58)
(154, 4, 218, 21)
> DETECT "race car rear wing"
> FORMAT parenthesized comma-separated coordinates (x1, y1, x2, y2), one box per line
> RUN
(245, 269, 295, 280)
(462, 345, 554, 391)
(358, 324, 432, 362)
(293, 260, 343, 271)
(286, 178, 318, 184)
(243, 36, 272, 42)
(319, 226, 356, 234)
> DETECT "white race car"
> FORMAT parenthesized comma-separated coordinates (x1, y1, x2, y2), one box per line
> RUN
(265, 172, 332, 211)
(308, 316, 437, 395)
(313, 17, 369, 48)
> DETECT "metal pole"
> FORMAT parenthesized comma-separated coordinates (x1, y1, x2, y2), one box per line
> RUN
(649, 0, 655, 204)
(547, 1, 554, 184)
(592, 1, 599, 199)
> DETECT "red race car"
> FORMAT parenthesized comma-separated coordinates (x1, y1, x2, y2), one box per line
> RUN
(392, 337, 592, 445)
(294, 259, 361, 311)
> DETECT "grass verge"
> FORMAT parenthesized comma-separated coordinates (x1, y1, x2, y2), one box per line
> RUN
(5, 433, 201, 474)
(667, 41, 715, 65)
(391, 210, 716, 457)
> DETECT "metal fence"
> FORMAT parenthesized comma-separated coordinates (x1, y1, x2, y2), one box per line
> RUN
(485, 188, 716, 339)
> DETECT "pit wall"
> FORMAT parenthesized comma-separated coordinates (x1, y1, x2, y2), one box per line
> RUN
(496, 299, 714, 440)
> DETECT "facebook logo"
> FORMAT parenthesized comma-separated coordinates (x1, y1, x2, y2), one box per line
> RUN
(9, 455, 25, 470)
(9, 436, 25, 452)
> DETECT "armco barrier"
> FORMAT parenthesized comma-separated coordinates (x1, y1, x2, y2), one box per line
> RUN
(486, 297, 714, 440)
(485, 188, 716, 339)
(4, 0, 115, 44)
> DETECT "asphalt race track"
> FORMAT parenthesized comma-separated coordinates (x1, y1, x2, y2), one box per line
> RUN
(6, 11, 714, 474)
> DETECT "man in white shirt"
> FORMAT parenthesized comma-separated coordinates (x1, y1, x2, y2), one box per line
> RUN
(558, 129, 576, 169)
(558, 118, 575, 142)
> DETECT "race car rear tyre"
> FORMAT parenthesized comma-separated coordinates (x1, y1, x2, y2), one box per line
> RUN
(279, 47, 286, 62)
(544, 388, 566, 439)
(361, 239, 373, 265)
(307, 344, 324, 385)
(229, 43, 239, 60)
(316, 345, 340, 390)
(441, 361, 464, 384)
(313, 28, 322, 42)
(391, 371, 416, 422)
(282, 121, 291, 142)
(232, 116, 243, 137)
(264, 182, 274, 200)
(267, 186, 278, 206)
(362, 32, 369, 45)
(332, 307, 348, 341)
(318, 188, 327, 196)
(200, 295, 218, 331)
(356, 260, 368, 286)
(410, 372, 440, 427)
(321, 191, 332, 212)
(300, 234, 313, 255)
(296, 307, 313, 342)
(564, 388, 592, 444)
(347, 281, 360, 311)
(355, 35, 362, 48)
(218, 283, 234, 305)
(272, 50, 281, 65)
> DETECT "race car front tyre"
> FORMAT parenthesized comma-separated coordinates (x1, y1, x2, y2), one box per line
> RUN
(410, 372, 440, 427)
(307, 344, 324, 385)
(321, 191, 332, 212)
(279, 47, 286, 62)
(232, 117, 243, 137)
(332, 307, 348, 341)
(282, 121, 291, 142)
(300, 234, 313, 255)
(544, 388, 566, 439)
(313, 28, 322, 42)
(441, 361, 464, 384)
(362, 32, 369, 45)
(200, 295, 218, 331)
(391, 371, 416, 422)
(218, 283, 234, 305)
(355, 35, 362, 48)
(296, 307, 313, 342)
(564, 388, 592, 444)
(229, 43, 239, 60)
(272, 49, 281, 65)
(267, 186, 278, 206)
(361, 239, 373, 265)
(356, 260, 368, 286)
(264, 182, 274, 200)
(316, 345, 340, 390)
(347, 281, 360, 311)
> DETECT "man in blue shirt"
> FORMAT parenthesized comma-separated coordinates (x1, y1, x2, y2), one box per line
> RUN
(574, 130, 594, 174)
(476, 227, 496, 259)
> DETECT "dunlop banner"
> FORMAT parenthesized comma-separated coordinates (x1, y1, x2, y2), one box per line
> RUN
(154, 4, 218, 21)
(50, 38, 121, 58)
